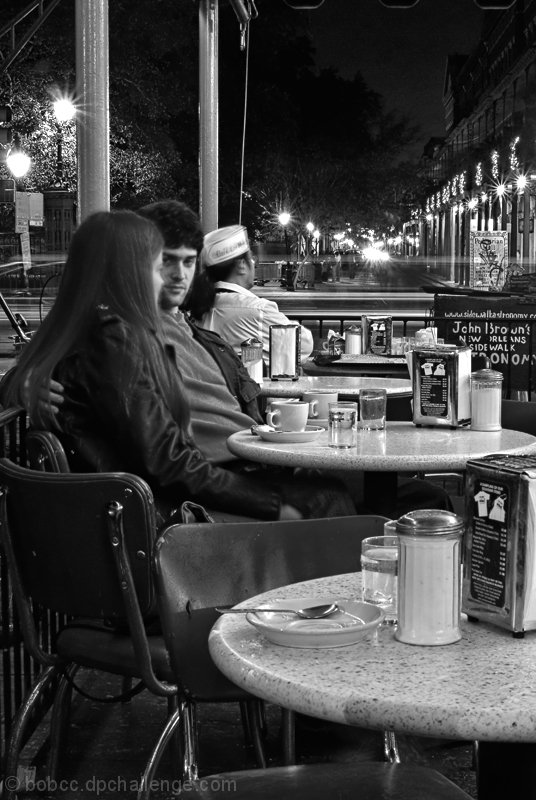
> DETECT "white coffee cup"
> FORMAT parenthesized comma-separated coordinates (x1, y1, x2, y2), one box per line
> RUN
(302, 391, 338, 421)
(266, 401, 309, 432)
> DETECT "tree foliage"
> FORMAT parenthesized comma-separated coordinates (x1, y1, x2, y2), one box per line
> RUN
(1, 0, 420, 235)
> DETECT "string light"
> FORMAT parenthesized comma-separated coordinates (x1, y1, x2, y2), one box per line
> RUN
(491, 150, 499, 182)
(475, 162, 483, 187)
(509, 137, 520, 172)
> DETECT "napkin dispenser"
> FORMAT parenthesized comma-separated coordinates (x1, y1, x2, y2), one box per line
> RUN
(412, 343, 471, 428)
(361, 315, 392, 355)
(269, 324, 300, 380)
(463, 454, 536, 635)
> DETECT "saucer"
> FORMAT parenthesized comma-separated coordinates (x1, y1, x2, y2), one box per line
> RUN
(256, 425, 325, 444)
(309, 417, 328, 428)
(246, 596, 384, 648)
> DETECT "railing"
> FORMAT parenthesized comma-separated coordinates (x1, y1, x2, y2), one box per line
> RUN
(286, 310, 536, 399)
(0, 408, 65, 772)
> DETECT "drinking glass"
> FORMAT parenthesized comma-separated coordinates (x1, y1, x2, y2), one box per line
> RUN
(328, 401, 357, 448)
(360, 389, 387, 430)
(361, 533, 398, 624)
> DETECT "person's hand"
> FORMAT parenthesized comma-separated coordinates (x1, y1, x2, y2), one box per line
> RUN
(278, 503, 303, 520)
(22, 374, 65, 417)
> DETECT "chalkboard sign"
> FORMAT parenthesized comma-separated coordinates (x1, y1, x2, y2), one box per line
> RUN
(434, 293, 536, 392)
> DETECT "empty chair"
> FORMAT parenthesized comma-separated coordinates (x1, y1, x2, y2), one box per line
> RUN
(150, 514, 395, 782)
(0, 459, 265, 799)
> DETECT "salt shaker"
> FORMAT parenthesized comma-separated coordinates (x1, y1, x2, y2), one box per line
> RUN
(471, 365, 503, 432)
(344, 325, 363, 355)
(395, 509, 464, 646)
(240, 337, 263, 385)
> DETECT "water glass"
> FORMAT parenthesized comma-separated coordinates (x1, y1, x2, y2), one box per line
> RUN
(328, 401, 357, 448)
(361, 531, 399, 624)
(360, 389, 387, 430)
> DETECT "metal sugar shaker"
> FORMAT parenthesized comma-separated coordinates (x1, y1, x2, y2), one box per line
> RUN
(240, 337, 263, 385)
(471, 365, 503, 432)
(395, 509, 464, 646)
(344, 325, 363, 355)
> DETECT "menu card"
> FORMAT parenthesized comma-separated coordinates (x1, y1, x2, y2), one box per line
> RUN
(463, 454, 536, 635)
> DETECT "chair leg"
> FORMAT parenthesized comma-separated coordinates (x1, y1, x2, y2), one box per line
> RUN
(46, 665, 77, 780)
(167, 695, 183, 778)
(138, 705, 183, 800)
(247, 700, 267, 769)
(239, 699, 253, 745)
(383, 729, 401, 763)
(182, 701, 199, 782)
(281, 708, 296, 766)
(4, 665, 60, 800)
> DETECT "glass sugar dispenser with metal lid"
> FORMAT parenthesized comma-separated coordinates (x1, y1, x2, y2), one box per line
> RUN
(470, 360, 503, 432)
(395, 509, 464, 646)
(240, 337, 263, 385)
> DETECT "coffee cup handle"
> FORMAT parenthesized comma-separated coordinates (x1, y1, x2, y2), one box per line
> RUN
(266, 409, 279, 428)
(309, 399, 319, 418)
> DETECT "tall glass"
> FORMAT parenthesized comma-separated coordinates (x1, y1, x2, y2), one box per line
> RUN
(328, 401, 357, 448)
(361, 532, 399, 624)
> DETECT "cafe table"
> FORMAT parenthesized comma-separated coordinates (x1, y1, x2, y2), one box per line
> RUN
(209, 571, 536, 799)
(227, 423, 536, 516)
(302, 353, 410, 378)
(261, 375, 412, 400)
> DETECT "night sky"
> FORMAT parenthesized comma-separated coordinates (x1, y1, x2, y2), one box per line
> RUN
(306, 0, 486, 158)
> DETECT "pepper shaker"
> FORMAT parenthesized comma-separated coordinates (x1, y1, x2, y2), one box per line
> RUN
(395, 509, 464, 646)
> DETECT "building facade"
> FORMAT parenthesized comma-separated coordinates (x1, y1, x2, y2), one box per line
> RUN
(409, 0, 536, 288)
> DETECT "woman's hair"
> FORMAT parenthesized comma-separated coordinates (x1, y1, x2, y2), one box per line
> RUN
(5, 209, 165, 424)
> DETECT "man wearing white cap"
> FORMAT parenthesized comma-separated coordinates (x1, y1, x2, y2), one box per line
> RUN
(190, 225, 314, 364)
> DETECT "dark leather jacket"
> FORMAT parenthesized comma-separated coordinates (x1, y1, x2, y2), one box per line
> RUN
(177, 316, 262, 423)
(54, 308, 281, 519)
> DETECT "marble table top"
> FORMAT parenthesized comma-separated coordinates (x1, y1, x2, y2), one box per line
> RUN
(209, 572, 536, 743)
(261, 376, 412, 399)
(227, 422, 536, 473)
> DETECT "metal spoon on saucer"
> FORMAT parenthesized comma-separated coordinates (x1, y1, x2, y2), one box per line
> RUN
(215, 602, 339, 619)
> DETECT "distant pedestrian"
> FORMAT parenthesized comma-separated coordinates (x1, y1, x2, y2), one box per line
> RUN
(333, 250, 342, 282)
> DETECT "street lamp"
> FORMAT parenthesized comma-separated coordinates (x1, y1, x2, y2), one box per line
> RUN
(278, 211, 291, 255)
(6, 138, 31, 180)
(52, 97, 76, 188)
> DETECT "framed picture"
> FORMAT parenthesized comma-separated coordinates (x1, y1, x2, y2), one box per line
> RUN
(469, 231, 508, 291)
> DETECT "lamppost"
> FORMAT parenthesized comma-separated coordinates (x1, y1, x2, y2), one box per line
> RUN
(305, 221, 314, 256)
(6, 138, 31, 183)
(52, 97, 76, 188)
(278, 211, 291, 255)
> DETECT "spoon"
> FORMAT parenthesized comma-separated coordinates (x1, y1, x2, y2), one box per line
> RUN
(215, 602, 339, 619)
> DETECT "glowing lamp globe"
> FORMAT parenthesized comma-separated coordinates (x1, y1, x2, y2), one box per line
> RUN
(6, 150, 31, 179)
(53, 98, 76, 123)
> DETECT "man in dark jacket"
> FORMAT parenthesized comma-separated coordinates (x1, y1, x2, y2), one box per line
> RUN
(43, 200, 263, 466)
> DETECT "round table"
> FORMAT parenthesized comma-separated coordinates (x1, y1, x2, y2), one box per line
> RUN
(227, 423, 536, 474)
(209, 572, 536, 799)
(261, 376, 412, 400)
(302, 355, 410, 378)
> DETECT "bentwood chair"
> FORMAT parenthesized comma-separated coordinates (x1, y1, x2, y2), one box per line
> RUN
(0, 458, 266, 800)
(149, 514, 402, 783)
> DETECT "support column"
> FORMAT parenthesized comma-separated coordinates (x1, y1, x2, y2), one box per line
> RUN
(199, 0, 218, 232)
(75, 0, 109, 221)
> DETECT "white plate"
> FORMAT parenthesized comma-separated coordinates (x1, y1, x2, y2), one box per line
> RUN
(246, 596, 384, 648)
(256, 426, 325, 444)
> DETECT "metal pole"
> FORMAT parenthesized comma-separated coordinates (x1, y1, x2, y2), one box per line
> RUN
(199, 0, 218, 232)
(75, 0, 110, 222)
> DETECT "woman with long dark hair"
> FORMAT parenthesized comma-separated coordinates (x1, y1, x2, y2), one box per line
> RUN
(4, 211, 355, 522)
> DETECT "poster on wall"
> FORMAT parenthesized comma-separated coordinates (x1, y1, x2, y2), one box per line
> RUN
(469, 231, 508, 291)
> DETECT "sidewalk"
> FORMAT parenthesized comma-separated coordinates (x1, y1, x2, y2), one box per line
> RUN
(16, 670, 477, 799)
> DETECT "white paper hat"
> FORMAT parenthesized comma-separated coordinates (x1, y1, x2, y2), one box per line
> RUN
(202, 225, 250, 266)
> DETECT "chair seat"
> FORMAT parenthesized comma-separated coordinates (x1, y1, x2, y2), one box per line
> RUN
(185, 762, 474, 799)
(57, 620, 250, 702)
